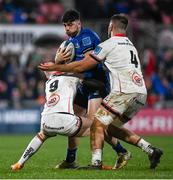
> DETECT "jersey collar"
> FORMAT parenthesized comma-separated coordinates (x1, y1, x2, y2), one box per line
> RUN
(114, 33, 126, 37)
(70, 27, 83, 40)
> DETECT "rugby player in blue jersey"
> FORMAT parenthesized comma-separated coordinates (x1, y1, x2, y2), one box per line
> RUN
(54, 9, 131, 169)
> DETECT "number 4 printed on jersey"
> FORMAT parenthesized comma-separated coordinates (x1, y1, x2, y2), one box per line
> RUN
(130, 50, 138, 68)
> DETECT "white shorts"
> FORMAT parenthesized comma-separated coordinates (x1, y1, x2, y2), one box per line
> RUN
(95, 92, 147, 127)
(40, 113, 82, 137)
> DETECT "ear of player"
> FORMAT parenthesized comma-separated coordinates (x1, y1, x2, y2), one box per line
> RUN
(55, 40, 75, 64)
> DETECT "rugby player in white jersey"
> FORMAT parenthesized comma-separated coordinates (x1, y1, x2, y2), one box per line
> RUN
(11, 68, 95, 171)
(39, 14, 163, 169)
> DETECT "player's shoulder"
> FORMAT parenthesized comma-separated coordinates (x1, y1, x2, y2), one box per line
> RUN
(81, 28, 100, 39)
(81, 28, 96, 35)
(99, 37, 113, 46)
(100, 36, 126, 47)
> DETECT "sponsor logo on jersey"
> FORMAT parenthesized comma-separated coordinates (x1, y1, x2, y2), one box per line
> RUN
(74, 42, 80, 49)
(43, 123, 64, 130)
(132, 72, 143, 86)
(82, 37, 91, 46)
(47, 94, 60, 107)
(93, 46, 102, 55)
(118, 39, 133, 46)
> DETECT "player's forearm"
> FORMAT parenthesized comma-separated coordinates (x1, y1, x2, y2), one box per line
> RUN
(38, 56, 97, 72)
(38, 61, 86, 72)
(54, 62, 85, 73)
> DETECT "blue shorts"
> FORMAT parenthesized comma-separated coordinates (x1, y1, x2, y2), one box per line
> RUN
(74, 82, 109, 109)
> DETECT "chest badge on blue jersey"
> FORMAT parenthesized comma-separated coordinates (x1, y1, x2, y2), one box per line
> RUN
(82, 37, 91, 46)
(74, 42, 80, 49)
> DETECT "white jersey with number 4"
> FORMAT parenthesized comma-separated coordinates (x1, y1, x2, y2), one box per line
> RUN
(41, 75, 80, 115)
(91, 35, 147, 94)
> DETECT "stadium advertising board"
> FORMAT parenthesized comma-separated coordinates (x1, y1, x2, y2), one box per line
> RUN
(125, 109, 173, 135)
(0, 109, 40, 133)
(0, 109, 40, 124)
(0, 25, 65, 52)
(0, 109, 173, 134)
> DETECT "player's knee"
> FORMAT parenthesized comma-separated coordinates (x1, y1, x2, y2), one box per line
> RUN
(90, 122, 95, 132)
(91, 119, 105, 134)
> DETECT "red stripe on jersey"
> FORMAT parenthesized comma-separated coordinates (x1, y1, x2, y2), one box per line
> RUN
(114, 33, 126, 37)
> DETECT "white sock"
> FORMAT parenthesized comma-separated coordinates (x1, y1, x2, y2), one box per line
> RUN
(91, 149, 102, 166)
(18, 135, 43, 165)
(137, 138, 154, 155)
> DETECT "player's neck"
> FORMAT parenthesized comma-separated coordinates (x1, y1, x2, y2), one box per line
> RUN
(114, 33, 126, 37)
(70, 27, 82, 38)
(77, 27, 82, 36)
(112, 30, 126, 37)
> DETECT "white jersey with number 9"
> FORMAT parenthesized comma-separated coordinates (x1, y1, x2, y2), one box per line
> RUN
(41, 75, 80, 115)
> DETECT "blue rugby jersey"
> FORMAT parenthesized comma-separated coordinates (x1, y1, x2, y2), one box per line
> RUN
(67, 28, 110, 100)
(68, 28, 107, 81)
(69, 28, 100, 61)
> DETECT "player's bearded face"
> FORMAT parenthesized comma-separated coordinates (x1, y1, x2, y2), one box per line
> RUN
(64, 21, 81, 37)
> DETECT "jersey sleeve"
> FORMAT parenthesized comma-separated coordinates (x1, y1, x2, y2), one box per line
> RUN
(82, 30, 101, 54)
(90, 40, 110, 62)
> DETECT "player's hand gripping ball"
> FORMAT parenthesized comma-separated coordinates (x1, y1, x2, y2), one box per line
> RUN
(55, 41, 75, 64)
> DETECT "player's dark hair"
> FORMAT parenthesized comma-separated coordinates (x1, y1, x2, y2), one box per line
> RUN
(62, 9, 80, 23)
(111, 14, 128, 30)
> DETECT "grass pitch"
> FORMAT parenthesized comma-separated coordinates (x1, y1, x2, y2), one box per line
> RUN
(0, 135, 172, 179)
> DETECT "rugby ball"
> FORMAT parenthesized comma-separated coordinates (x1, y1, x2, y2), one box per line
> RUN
(55, 40, 75, 64)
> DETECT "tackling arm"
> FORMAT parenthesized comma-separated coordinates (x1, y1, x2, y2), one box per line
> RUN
(38, 54, 98, 73)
